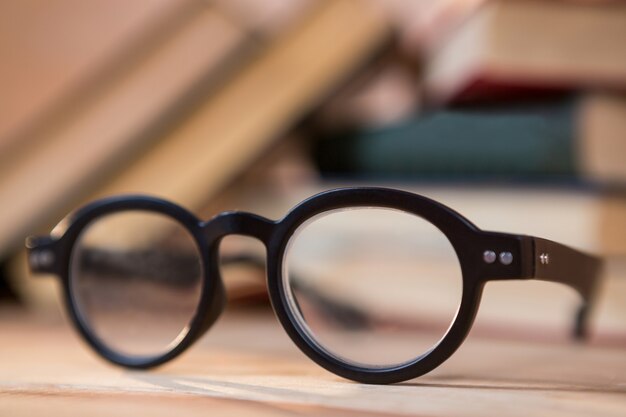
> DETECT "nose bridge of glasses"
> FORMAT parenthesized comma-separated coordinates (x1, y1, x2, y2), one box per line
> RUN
(201, 211, 276, 244)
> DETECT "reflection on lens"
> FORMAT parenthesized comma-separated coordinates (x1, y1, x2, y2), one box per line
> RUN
(70, 210, 203, 359)
(283, 208, 462, 368)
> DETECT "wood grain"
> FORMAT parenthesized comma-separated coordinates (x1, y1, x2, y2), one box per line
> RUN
(1, 302, 624, 416)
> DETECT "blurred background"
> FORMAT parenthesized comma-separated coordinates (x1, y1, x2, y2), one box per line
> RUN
(0, 0, 625, 343)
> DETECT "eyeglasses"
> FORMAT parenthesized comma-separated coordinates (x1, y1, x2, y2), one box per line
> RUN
(26, 187, 602, 384)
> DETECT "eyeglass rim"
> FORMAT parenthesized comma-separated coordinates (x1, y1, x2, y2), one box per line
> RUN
(268, 188, 490, 383)
(66, 206, 213, 364)
(50, 197, 220, 368)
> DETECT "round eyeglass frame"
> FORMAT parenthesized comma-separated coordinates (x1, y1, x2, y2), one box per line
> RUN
(27, 187, 600, 384)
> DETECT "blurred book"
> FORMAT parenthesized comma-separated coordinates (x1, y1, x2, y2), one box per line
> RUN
(312, 48, 421, 130)
(422, 0, 626, 104)
(0, 0, 391, 259)
(314, 92, 626, 186)
(6, 0, 391, 305)
(211, 0, 313, 37)
(83, 0, 390, 220)
(367, 0, 487, 57)
(0, 3, 253, 257)
(0, 0, 201, 159)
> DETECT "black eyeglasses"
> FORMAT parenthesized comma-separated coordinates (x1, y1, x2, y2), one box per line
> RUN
(26, 187, 602, 384)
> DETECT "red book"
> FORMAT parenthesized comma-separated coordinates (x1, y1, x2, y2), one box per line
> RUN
(422, 0, 626, 105)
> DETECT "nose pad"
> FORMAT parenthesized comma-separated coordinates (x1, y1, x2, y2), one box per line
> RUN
(191, 235, 270, 343)
(194, 276, 227, 341)
(190, 247, 228, 343)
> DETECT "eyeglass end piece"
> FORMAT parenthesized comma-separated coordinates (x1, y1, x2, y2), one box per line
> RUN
(25, 236, 59, 275)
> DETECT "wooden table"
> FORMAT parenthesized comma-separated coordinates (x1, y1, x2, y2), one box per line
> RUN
(1, 300, 625, 417)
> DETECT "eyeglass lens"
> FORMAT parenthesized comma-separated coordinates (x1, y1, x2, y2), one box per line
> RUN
(283, 208, 463, 368)
(69, 210, 203, 359)
(69, 206, 462, 368)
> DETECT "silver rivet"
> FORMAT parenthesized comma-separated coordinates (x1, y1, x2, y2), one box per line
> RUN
(483, 250, 496, 264)
(30, 250, 54, 268)
(40, 250, 55, 266)
(28, 253, 39, 268)
(540, 253, 550, 265)
(499, 251, 513, 265)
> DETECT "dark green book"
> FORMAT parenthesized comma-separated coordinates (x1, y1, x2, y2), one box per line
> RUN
(315, 98, 583, 182)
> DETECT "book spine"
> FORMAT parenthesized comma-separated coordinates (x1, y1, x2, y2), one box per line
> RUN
(315, 100, 580, 182)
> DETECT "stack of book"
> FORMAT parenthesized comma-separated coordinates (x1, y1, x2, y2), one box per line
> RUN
(314, 0, 626, 256)
(1, 0, 623, 344)
(0, 0, 391, 302)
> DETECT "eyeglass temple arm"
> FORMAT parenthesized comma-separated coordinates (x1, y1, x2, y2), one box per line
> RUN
(529, 237, 604, 340)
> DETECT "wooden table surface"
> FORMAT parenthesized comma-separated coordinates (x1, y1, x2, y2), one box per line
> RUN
(1, 299, 625, 417)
